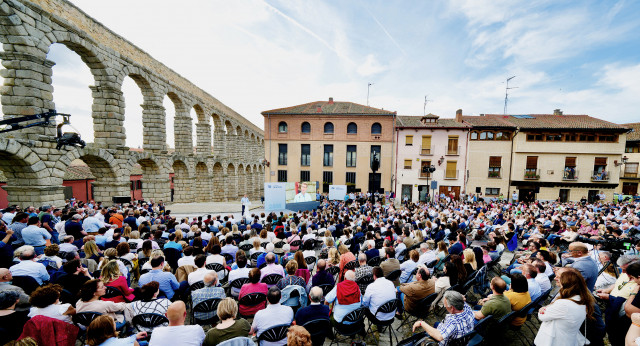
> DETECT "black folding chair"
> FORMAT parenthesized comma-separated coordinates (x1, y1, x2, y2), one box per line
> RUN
(397, 292, 438, 329)
(238, 292, 267, 318)
(344, 260, 357, 270)
(229, 277, 250, 298)
(128, 242, 139, 252)
(331, 307, 366, 346)
(290, 240, 302, 248)
(261, 273, 283, 286)
(356, 274, 374, 295)
(11, 276, 39, 295)
(317, 283, 334, 296)
(223, 253, 234, 265)
(303, 318, 331, 346)
(239, 243, 253, 252)
(192, 298, 221, 325)
(132, 313, 168, 334)
(205, 263, 229, 284)
(368, 256, 382, 267)
(467, 315, 493, 346)
(103, 286, 129, 301)
(257, 323, 290, 345)
(385, 269, 402, 282)
(366, 299, 399, 345)
(305, 256, 317, 267)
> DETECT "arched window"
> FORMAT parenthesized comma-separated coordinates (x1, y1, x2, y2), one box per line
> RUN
(470, 132, 478, 140)
(371, 123, 382, 134)
(278, 121, 288, 133)
(347, 122, 358, 134)
(301, 122, 311, 133)
(324, 122, 334, 134)
(486, 132, 494, 140)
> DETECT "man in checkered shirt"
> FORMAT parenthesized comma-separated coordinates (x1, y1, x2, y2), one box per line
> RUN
(413, 291, 475, 345)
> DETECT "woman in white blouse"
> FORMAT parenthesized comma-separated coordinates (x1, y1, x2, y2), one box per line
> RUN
(534, 267, 594, 346)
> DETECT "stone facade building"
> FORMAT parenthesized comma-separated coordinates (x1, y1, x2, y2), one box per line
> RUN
(620, 123, 639, 196)
(262, 98, 396, 194)
(463, 111, 629, 202)
(394, 110, 470, 202)
(0, 0, 264, 207)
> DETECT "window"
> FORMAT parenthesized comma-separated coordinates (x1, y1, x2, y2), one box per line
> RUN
(564, 157, 577, 180)
(323, 144, 333, 166)
(495, 132, 510, 140)
(301, 122, 311, 133)
(526, 156, 538, 178)
(301, 144, 310, 166)
(278, 144, 287, 165)
(526, 156, 538, 170)
(599, 135, 616, 142)
(488, 156, 501, 178)
(347, 122, 358, 134)
(486, 188, 500, 196)
(405, 135, 413, 146)
(346, 145, 357, 167)
(370, 145, 381, 170)
(527, 134, 543, 141)
(420, 161, 432, 178)
(137, 181, 143, 190)
(421, 136, 431, 154)
(470, 132, 478, 140)
(447, 136, 458, 154)
(445, 161, 457, 179)
(346, 172, 356, 185)
(546, 134, 562, 141)
(322, 171, 333, 193)
(278, 121, 288, 133)
(566, 134, 577, 141)
(579, 134, 596, 141)
(486, 132, 494, 140)
(371, 123, 382, 134)
(324, 122, 334, 134)
(404, 159, 412, 169)
(625, 163, 639, 176)
(277, 170, 287, 182)
(300, 170, 310, 182)
(130, 181, 135, 191)
(479, 132, 487, 140)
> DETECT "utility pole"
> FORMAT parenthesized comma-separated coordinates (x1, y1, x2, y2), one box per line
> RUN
(423, 95, 433, 116)
(504, 76, 518, 115)
(367, 82, 374, 106)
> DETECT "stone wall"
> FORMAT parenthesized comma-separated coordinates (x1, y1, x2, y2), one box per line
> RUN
(0, 0, 265, 206)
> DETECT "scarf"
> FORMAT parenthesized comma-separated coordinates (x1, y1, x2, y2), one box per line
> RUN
(336, 280, 361, 305)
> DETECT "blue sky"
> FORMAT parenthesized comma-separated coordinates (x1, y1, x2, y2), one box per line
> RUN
(39, 0, 640, 148)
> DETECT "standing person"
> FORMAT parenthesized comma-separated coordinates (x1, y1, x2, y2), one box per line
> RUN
(241, 194, 250, 217)
(40, 206, 60, 244)
(534, 268, 594, 346)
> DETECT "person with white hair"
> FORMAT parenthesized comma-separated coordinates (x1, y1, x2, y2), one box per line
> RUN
(325, 270, 362, 323)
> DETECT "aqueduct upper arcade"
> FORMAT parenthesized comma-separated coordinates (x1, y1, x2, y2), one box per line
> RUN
(0, 0, 264, 206)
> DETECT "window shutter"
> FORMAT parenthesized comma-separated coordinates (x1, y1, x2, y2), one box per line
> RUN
(565, 157, 576, 167)
(421, 136, 431, 148)
(526, 156, 538, 169)
(594, 157, 607, 166)
(489, 156, 502, 167)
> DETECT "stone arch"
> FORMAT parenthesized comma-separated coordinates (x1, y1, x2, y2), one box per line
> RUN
(226, 163, 237, 201)
(195, 162, 210, 202)
(128, 152, 170, 202)
(165, 91, 191, 153)
(58, 147, 126, 204)
(119, 66, 165, 151)
(0, 139, 62, 207)
(212, 162, 225, 202)
(171, 159, 192, 202)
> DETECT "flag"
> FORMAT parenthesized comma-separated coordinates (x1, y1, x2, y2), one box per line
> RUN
(507, 234, 518, 252)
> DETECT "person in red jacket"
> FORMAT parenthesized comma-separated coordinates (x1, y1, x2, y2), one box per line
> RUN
(99, 260, 134, 302)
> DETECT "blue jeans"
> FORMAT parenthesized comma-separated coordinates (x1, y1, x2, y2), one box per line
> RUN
(33, 245, 45, 255)
(50, 231, 59, 244)
(546, 234, 561, 245)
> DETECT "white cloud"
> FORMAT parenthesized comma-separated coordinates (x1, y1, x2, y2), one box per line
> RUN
(357, 54, 389, 77)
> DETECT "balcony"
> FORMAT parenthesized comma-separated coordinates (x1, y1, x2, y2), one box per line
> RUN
(488, 171, 501, 179)
(623, 171, 639, 178)
(524, 169, 540, 180)
(562, 168, 579, 181)
(420, 146, 434, 155)
(418, 172, 431, 179)
(444, 170, 459, 180)
(591, 171, 610, 182)
(446, 146, 461, 155)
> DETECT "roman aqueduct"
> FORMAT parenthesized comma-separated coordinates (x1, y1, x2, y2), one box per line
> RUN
(0, 0, 264, 206)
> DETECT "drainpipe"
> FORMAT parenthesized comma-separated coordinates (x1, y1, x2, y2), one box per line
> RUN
(508, 128, 519, 199)
(391, 113, 397, 196)
(393, 121, 399, 200)
(267, 114, 271, 182)
(463, 129, 469, 195)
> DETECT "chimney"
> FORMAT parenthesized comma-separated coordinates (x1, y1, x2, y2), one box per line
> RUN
(328, 97, 334, 104)
(554, 109, 563, 116)
(456, 109, 463, 123)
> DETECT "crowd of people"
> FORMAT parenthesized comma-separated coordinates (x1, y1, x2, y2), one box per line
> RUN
(0, 195, 638, 345)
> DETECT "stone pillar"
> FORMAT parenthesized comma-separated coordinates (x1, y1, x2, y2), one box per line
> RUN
(90, 85, 126, 148)
(195, 122, 211, 156)
(225, 168, 238, 202)
(225, 133, 235, 161)
(2, 185, 65, 208)
(92, 181, 129, 204)
(0, 51, 57, 139)
(212, 130, 225, 158)
(141, 176, 171, 202)
(172, 175, 193, 202)
(174, 113, 193, 154)
(141, 102, 166, 152)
